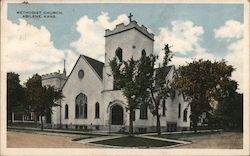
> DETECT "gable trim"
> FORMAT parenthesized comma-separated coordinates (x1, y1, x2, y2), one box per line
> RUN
(61, 55, 82, 90)
(81, 55, 103, 82)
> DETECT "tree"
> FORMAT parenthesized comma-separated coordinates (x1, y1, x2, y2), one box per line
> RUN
(25, 74, 63, 130)
(214, 79, 243, 130)
(147, 44, 174, 135)
(174, 59, 235, 132)
(110, 55, 156, 136)
(25, 74, 43, 123)
(110, 44, 174, 136)
(7, 72, 26, 124)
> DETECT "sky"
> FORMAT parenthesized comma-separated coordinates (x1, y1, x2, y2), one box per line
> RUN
(5, 3, 244, 92)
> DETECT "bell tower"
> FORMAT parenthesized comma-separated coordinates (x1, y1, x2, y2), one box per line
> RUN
(103, 14, 155, 91)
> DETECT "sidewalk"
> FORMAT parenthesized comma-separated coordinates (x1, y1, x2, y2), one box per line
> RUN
(8, 126, 227, 149)
(137, 135, 191, 144)
(8, 126, 116, 136)
(140, 129, 223, 136)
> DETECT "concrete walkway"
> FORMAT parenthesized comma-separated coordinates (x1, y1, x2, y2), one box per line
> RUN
(137, 135, 191, 145)
(76, 135, 126, 144)
(141, 129, 223, 136)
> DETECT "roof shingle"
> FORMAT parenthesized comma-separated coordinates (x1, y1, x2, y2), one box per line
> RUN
(81, 55, 104, 80)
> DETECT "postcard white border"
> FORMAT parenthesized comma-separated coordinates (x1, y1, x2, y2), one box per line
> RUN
(1, 0, 249, 155)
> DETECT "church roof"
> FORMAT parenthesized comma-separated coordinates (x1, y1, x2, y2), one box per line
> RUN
(61, 55, 104, 90)
(81, 55, 104, 80)
(155, 65, 174, 88)
(155, 65, 173, 77)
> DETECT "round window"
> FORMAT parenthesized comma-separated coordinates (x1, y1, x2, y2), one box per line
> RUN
(78, 69, 84, 79)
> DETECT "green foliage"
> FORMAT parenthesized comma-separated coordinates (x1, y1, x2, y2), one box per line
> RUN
(214, 93, 243, 130)
(136, 54, 156, 108)
(25, 74, 63, 115)
(109, 55, 156, 135)
(109, 44, 173, 135)
(7, 72, 26, 122)
(110, 55, 156, 110)
(174, 59, 236, 131)
(25, 74, 43, 115)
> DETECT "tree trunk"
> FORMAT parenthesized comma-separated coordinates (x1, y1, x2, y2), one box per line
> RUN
(11, 112, 14, 124)
(150, 90, 161, 135)
(40, 115, 44, 131)
(193, 120, 197, 133)
(129, 109, 133, 136)
(191, 112, 198, 133)
(156, 105, 161, 135)
(9, 107, 13, 124)
(34, 112, 37, 124)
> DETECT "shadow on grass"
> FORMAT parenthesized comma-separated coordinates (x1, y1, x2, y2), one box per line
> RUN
(93, 136, 179, 148)
(72, 136, 94, 141)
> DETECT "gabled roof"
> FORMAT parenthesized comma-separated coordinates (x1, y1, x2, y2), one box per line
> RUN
(155, 65, 173, 77)
(81, 55, 104, 80)
(155, 65, 174, 88)
(61, 55, 104, 90)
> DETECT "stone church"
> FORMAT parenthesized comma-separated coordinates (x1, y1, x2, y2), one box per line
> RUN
(41, 18, 190, 133)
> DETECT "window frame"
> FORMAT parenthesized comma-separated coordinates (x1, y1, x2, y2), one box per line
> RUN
(65, 104, 69, 119)
(141, 49, 146, 57)
(95, 102, 100, 118)
(75, 93, 87, 119)
(115, 47, 123, 62)
(140, 105, 148, 120)
(183, 108, 187, 122)
(178, 103, 181, 118)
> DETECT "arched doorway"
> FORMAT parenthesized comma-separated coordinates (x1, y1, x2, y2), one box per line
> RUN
(111, 105, 123, 125)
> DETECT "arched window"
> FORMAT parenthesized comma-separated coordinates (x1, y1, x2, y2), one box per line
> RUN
(115, 47, 123, 62)
(141, 49, 146, 57)
(162, 99, 166, 116)
(178, 103, 181, 118)
(140, 105, 148, 119)
(95, 102, 100, 118)
(113, 48, 123, 90)
(183, 109, 187, 122)
(75, 93, 87, 119)
(65, 104, 69, 119)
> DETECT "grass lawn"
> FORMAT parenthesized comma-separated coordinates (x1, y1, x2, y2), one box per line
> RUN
(8, 122, 40, 128)
(93, 136, 179, 147)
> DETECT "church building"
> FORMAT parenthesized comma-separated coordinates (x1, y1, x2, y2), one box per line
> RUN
(42, 17, 191, 133)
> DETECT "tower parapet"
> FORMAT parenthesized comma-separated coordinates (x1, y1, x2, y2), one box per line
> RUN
(105, 20, 154, 41)
(41, 71, 67, 90)
(41, 72, 66, 80)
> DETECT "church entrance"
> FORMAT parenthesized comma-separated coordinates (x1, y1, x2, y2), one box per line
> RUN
(111, 105, 123, 125)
